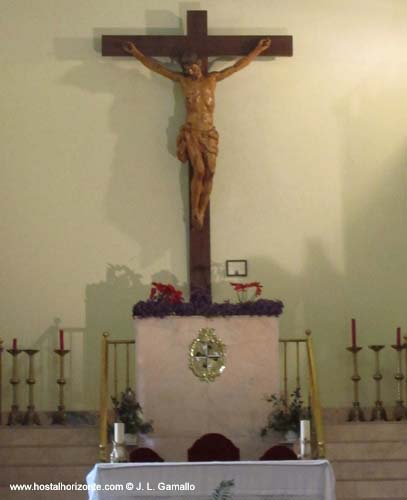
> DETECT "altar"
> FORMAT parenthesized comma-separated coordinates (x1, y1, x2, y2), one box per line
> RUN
(134, 315, 280, 460)
(86, 460, 336, 500)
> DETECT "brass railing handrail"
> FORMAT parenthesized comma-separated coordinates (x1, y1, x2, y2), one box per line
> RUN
(99, 332, 136, 462)
(279, 338, 307, 343)
(279, 332, 325, 458)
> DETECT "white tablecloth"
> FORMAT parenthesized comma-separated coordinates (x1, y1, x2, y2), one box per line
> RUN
(86, 460, 335, 500)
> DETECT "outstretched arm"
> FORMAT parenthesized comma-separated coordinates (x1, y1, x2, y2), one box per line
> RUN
(123, 41, 182, 82)
(212, 38, 271, 82)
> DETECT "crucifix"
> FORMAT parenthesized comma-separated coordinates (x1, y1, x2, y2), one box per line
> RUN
(102, 11, 292, 300)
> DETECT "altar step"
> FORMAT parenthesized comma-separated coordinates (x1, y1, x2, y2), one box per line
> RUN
(325, 421, 407, 500)
(0, 426, 99, 500)
(2, 421, 407, 500)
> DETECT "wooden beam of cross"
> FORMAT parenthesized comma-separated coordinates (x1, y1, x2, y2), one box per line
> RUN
(102, 11, 293, 301)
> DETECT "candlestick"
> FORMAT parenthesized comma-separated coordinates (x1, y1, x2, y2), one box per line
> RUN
(59, 330, 64, 351)
(110, 439, 128, 463)
(392, 343, 407, 421)
(351, 319, 357, 348)
(7, 348, 23, 425)
(52, 349, 70, 425)
(397, 327, 401, 347)
(12, 338, 17, 351)
(22, 350, 41, 425)
(369, 345, 387, 421)
(346, 345, 365, 421)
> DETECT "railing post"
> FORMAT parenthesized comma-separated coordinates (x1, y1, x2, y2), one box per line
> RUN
(99, 332, 109, 462)
(295, 340, 301, 391)
(126, 343, 130, 389)
(283, 341, 288, 410)
(0, 338, 3, 425)
(305, 330, 325, 458)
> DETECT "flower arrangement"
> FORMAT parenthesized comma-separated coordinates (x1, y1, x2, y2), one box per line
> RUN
(111, 388, 153, 436)
(230, 282, 263, 302)
(261, 388, 305, 436)
(149, 282, 183, 304)
(133, 286, 283, 319)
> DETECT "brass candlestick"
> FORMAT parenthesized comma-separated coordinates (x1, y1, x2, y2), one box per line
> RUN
(110, 441, 129, 463)
(347, 346, 365, 421)
(52, 349, 70, 424)
(23, 349, 41, 425)
(0, 339, 3, 425)
(369, 345, 387, 421)
(392, 343, 407, 421)
(7, 348, 23, 425)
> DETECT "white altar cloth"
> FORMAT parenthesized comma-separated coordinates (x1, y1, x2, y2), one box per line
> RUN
(86, 460, 335, 500)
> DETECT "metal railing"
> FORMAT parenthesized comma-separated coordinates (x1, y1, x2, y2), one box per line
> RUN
(99, 332, 135, 462)
(99, 329, 325, 460)
(279, 330, 325, 458)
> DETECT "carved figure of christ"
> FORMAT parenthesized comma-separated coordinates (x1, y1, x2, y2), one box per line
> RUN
(123, 38, 271, 229)
(102, 10, 293, 297)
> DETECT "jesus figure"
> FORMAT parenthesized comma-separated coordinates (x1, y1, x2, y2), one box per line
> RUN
(123, 38, 271, 229)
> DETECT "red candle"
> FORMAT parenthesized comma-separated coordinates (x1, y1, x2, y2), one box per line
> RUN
(12, 338, 17, 350)
(397, 327, 401, 347)
(351, 319, 356, 348)
(59, 329, 64, 351)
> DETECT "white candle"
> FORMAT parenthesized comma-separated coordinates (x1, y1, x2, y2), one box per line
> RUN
(114, 422, 125, 444)
(300, 420, 311, 459)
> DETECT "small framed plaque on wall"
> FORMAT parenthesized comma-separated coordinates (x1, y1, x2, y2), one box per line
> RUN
(226, 260, 248, 277)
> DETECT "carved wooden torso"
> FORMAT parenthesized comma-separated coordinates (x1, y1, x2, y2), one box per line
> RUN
(180, 75, 217, 131)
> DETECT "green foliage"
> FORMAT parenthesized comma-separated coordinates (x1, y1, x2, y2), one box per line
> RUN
(261, 387, 306, 436)
(111, 388, 153, 435)
(211, 480, 235, 500)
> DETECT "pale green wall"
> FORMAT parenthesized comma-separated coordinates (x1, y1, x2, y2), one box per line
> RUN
(1, 0, 407, 411)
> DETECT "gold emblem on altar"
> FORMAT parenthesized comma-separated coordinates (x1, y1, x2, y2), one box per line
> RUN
(189, 328, 226, 382)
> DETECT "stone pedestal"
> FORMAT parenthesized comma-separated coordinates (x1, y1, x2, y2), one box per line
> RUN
(134, 315, 279, 460)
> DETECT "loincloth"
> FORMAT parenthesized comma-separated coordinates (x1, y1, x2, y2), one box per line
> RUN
(176, 125, 219, 163)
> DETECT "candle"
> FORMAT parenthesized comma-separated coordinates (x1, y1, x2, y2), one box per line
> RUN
(351, 318, 356, 348)
(397, 327, 401, 347)
(12, 338, 17, 350)
(300, 420, 311, 459)
(114, 422, 125, 444)
(59, 329, 64, 351)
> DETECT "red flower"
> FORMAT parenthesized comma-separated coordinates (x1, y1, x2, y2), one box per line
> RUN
(149, 282, 184, 304)
(246, 281, 263, 296)
(168, 290, 183, 304)
(230, 281, 263, 301)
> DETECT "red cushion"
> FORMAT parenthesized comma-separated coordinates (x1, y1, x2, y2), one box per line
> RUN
(260, 445, 298, 461)
(188, 433, 240, 462)
(129, 447, 164, 462)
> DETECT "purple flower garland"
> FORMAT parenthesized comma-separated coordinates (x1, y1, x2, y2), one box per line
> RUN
(133, 288, 284, 319)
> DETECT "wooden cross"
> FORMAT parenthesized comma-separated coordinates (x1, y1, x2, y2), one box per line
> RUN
(102, 11, 292, 301)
